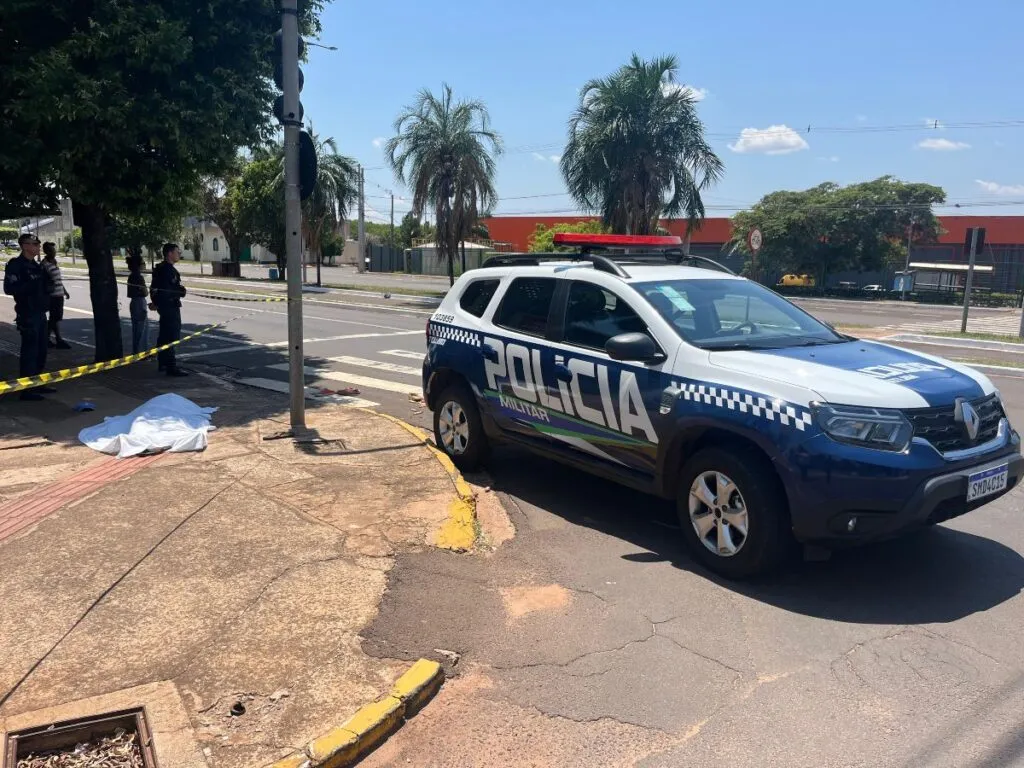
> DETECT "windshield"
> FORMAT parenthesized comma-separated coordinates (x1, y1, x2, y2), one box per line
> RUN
(634, 278, 846, 350)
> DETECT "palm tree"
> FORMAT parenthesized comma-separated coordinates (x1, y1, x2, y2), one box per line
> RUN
(386, 84, 502, 285)
(298, 126, 359, 286)
(560, 54, 723, 239)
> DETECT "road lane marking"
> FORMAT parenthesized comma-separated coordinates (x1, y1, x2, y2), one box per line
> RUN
(324, 355, 421, 377)
(267, 363, 421, 396)
(381, 349, 425, 360)
(177, 330, 422, 359)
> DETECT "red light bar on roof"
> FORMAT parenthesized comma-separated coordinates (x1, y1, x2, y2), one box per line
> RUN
(552, 233, 683, 248)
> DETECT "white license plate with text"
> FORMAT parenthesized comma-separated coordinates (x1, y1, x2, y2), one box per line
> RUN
(966, 465, 1008, 502)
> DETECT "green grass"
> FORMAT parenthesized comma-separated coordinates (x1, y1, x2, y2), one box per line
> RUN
(927, 331, 1024, 345)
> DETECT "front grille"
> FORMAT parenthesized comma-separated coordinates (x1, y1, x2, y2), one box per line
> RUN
(904, 394, 1004, 454)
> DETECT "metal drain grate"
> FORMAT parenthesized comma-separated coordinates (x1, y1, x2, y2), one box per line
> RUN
(3, 707, 158, 768)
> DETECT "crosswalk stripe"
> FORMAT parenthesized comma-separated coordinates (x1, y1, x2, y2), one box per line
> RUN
(380, 349, 425, 360)
(266, 363, 422, 396)
(324, 355, 421, 377)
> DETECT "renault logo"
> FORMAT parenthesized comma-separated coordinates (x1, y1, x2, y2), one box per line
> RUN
(954, 398, 981, 442)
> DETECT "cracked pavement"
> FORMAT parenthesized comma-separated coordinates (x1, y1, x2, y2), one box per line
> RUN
(363, 407, 1024, 768)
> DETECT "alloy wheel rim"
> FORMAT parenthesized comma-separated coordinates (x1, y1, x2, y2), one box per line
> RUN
(688, 470, 749, 557)
(439, 401, 469, 455)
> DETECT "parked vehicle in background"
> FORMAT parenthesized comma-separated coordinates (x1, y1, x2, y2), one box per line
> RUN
(777, 273, 816, 287)
(863, 284, 885, 292)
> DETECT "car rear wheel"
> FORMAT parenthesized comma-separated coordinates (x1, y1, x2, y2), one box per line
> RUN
(677, 446, 793, 579)
(433, 384, 488, 472)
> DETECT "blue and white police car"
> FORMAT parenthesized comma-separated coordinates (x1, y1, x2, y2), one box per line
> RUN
(422, 234, 1021, 578)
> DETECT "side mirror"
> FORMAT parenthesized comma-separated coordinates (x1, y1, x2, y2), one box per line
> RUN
(605, 332, 665, 363)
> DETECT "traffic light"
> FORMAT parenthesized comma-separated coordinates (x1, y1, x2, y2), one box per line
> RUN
(272, 27, 305, 125)
(299, 130, 317, 201)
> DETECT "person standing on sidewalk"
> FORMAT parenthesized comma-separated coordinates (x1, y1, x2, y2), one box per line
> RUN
(150, 243, 188, 377)
(126, 252, 150, 355)
(2, 234, 55, 400)
(40, 241, 71, 349)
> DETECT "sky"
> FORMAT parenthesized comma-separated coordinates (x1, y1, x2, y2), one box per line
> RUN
(301, 0, 1024, 224)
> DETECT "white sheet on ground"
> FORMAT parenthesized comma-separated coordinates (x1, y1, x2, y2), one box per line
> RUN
(79, 393, 218, 458)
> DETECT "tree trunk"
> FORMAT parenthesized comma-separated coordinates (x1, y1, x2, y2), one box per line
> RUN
(460, 239, 466, 275)
(73, 200, 123, 362)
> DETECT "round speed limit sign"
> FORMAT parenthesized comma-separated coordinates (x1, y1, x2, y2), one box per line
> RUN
(748, 228, 763, 254)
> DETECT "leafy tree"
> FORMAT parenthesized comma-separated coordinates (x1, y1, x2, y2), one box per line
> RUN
(731, 177, 945, 286)
(294, 127, 358, 284)
(528, 220, 608, 252)
(0, 0, 327, 360)
(0, 228, 18, 246)
(386, 84, 502, 286)
(232, 150, 287, 278)
(195, 156, 248, 264)
(561, 54, 723, 237)
(62, 227, 83, 254)
(395, 212, 435, 250)
(111, 210, 185, 264)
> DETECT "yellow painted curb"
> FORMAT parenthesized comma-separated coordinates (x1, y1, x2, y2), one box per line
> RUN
(366, 410, 478, 552)
(270, 659, 444, 768)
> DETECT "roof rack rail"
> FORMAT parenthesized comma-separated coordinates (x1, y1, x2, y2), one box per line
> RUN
(480, 252, 629, 277)
(616, 250, 736, 275)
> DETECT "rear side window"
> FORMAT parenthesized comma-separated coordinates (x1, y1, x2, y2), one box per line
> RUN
(459, 279, 500, 317)
(495, 277, 557, 337)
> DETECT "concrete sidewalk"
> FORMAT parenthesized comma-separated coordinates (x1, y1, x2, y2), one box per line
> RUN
(0, 353, 467, 767)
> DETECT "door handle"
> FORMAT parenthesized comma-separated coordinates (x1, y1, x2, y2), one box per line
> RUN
(553, 363, 573, 382)
(481, 344, 499, 363)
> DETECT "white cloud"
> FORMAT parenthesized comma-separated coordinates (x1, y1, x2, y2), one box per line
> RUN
(817, 155, 840, 162)
(549, 154, 562, 163)
(533, 152, 561, 164)
(660, 82, 708, 102)
(372, 137, 385, 149)
(975, 179, 1024, 195)
(917, 137, 970, 151)
(923, 117, 944, 129)
(728, 125, 809, 155)
(855, 114, 867, 122)
(532, 152, 546, 161)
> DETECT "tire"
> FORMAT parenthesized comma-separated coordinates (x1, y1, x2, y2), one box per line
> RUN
(433, 383, 489, 472)
(676, 446, 793, 579)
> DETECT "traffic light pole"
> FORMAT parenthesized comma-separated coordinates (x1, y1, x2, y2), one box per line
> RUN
(281, 0, 305, 431)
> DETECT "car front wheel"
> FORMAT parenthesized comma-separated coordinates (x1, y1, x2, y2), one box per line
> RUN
(433, 384, 488, 472)
(677, 446, 793, 579)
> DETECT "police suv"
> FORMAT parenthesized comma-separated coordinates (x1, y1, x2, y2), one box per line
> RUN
(422, 234, 1022, 578)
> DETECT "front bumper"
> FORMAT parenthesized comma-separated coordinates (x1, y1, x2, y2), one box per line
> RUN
(783, 425, 1022, 544)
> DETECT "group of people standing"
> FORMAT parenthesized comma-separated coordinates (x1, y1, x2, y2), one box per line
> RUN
(3, 234, 188, 401)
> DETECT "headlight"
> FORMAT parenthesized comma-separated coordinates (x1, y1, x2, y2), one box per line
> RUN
(812, 403, 913, 452)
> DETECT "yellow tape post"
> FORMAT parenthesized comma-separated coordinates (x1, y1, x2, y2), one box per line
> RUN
(191, 291, 287, 303)
(0, 312, 252, 395)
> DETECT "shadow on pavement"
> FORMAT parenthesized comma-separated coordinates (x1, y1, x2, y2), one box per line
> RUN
(485, 445, 1024, 626)
(0, 316, 338, 445)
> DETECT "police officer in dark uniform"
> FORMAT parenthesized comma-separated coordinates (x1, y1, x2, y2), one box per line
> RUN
(149, 242, 188, 377)
(3, 233, 55, 400)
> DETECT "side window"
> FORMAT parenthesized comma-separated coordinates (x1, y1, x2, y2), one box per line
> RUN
(494, 277, 557, 337)
(564, 281, 648, 351)
(459, 279, 500, 318)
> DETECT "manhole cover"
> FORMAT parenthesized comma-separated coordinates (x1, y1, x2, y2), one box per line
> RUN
(3, 707, 158, 768)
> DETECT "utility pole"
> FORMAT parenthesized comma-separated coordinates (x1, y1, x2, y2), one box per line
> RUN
(390, 192, 395, 249)
(960, 227, 980, 334)
(901, 216, 913, 300)
(281, 0, 305, 431)
(357, 166, 366, 272)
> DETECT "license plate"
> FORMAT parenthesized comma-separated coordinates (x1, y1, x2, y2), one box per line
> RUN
(966, 464, 1009, 502)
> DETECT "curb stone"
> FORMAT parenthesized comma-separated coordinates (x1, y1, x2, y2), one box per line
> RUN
(368, 410, 478, 552)
(270, 659, 444, 768)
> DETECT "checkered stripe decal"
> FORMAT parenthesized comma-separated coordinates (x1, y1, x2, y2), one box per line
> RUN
(678, 383, 813, 431)
(429, 323, 482, 347)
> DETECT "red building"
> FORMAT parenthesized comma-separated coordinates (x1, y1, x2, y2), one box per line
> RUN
(481, 214, 1024, 293)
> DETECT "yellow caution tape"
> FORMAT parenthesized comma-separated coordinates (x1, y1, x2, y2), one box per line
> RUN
(191, 290, 287, 303)
(0, 312, 251, 395)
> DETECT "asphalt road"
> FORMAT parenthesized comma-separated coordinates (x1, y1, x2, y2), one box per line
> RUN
(5, 275, 1024, 767)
